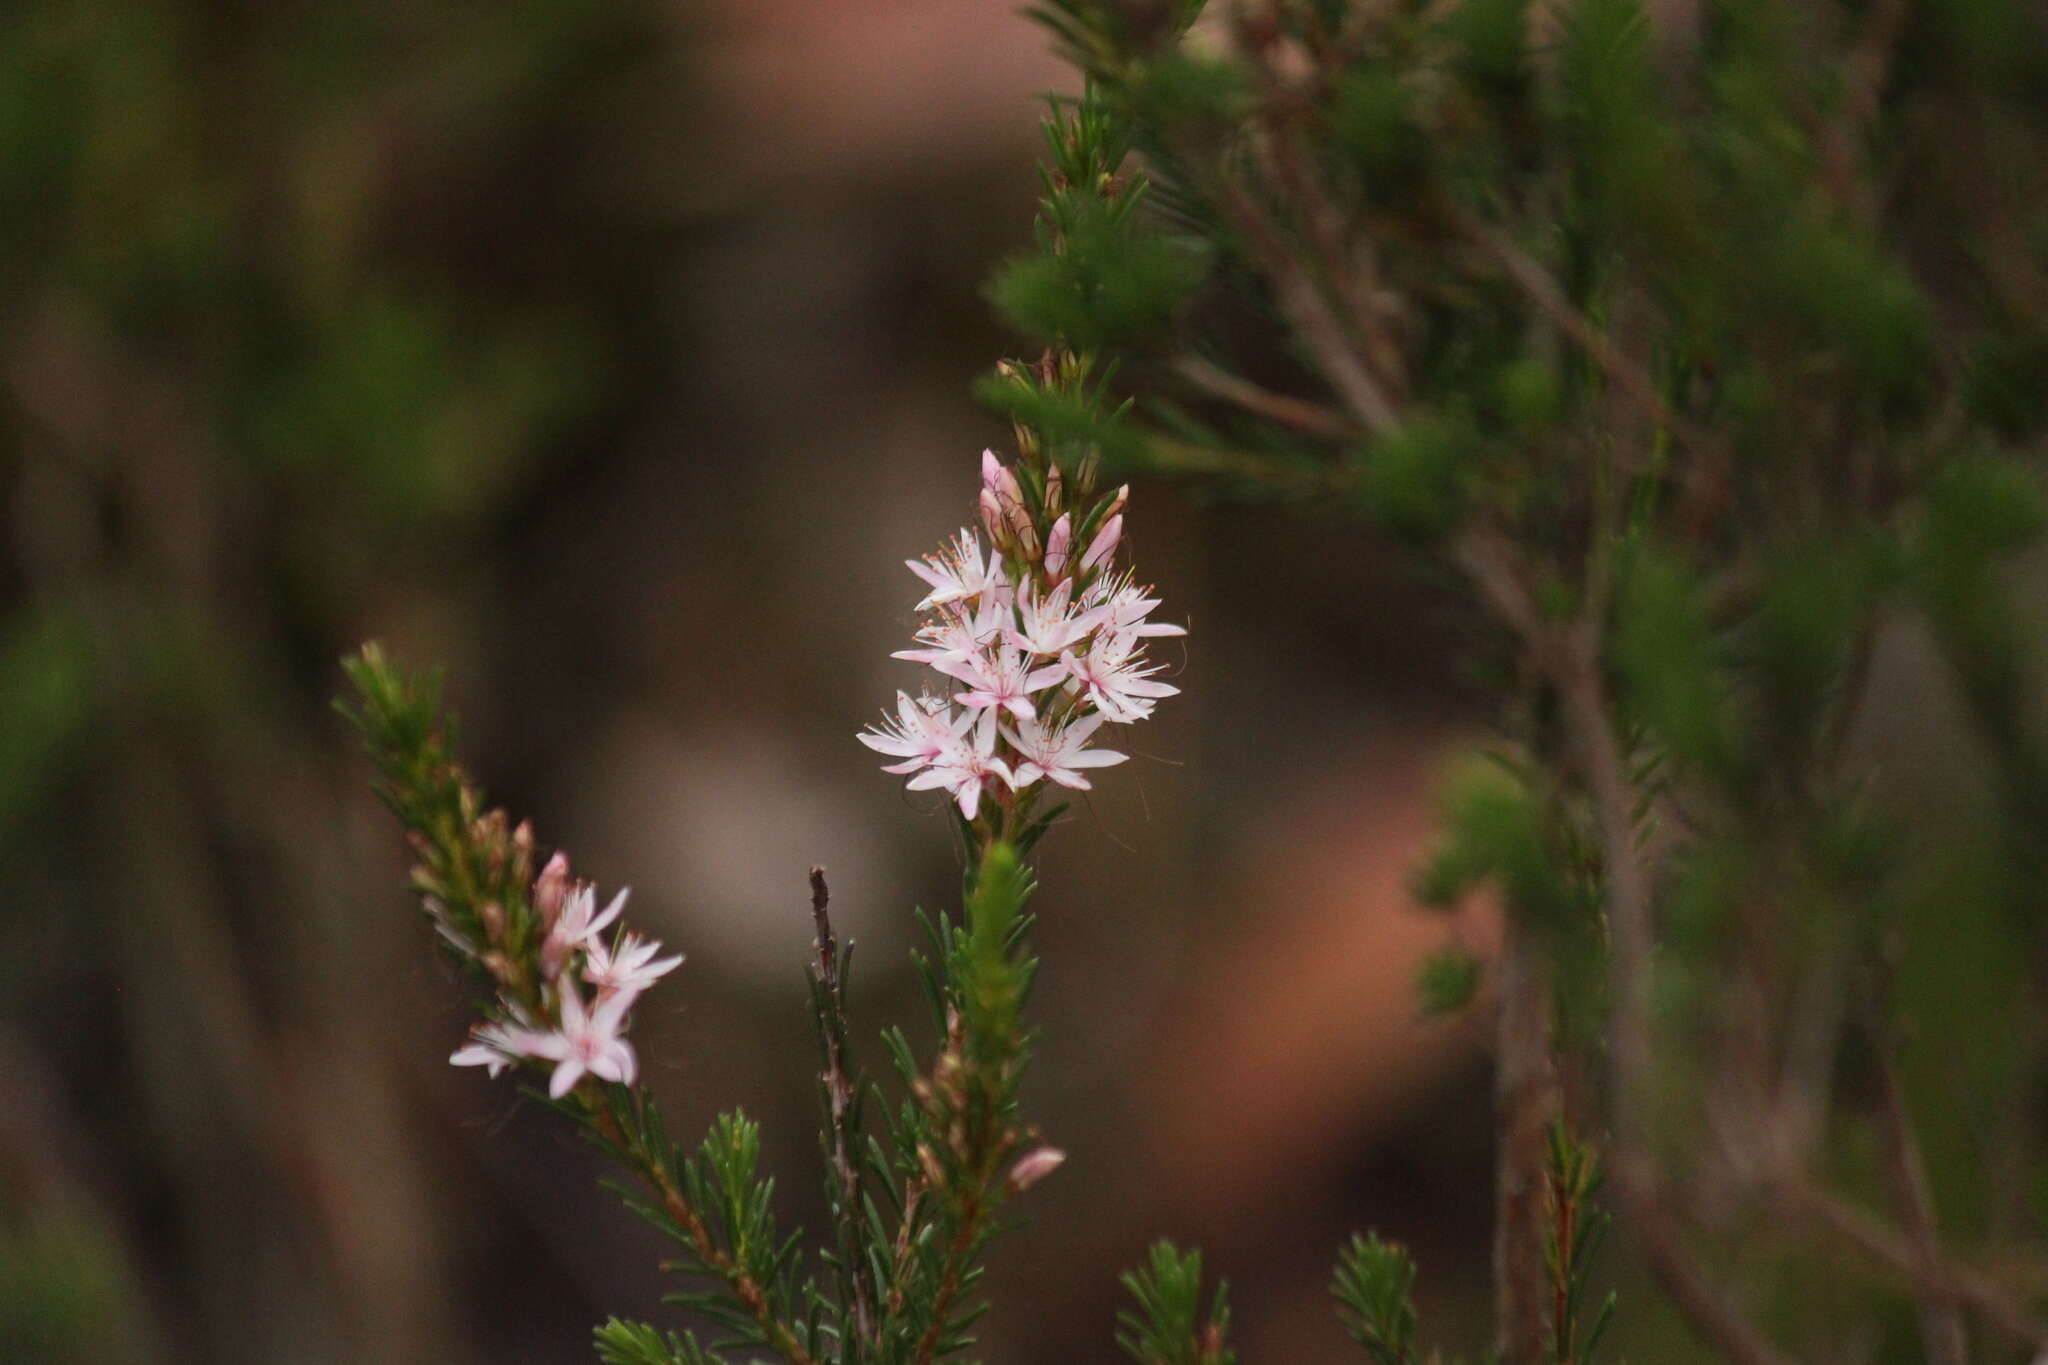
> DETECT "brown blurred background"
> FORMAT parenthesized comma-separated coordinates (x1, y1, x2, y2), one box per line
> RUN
(0, 3, 1510, 1361)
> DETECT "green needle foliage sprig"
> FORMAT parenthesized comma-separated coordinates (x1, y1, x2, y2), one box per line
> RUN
(985, 0, 2048, 1361)
(1118, 1242, 1237, 1365)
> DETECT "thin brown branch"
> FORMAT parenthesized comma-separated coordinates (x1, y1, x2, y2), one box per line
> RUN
(1779, 1176, 2048, 1350)
(1621, 1176, 1796, 1365)
(1171, 356, 1360, 440)
(1214, 180, 1402, 436)
(1143, 434, 1351, 497)
(1271, 266, 1402, 437)
(811, 866, 879, 1354)
(911, 1193, 984, 1365)
(1871, 1043, 1970, 1365)
(1452, 527, 1548, 647)
(1553, 632, 1798, 1365)
(1817, 0, 1911, 220)
(1241, 75, 1409, 399)
(1453, 208, 1718, 462)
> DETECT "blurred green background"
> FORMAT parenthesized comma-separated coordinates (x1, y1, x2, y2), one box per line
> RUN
(3, 2, 2033, 1363)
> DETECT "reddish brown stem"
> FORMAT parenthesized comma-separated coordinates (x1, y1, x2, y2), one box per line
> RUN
(812, 867, 879, 1354)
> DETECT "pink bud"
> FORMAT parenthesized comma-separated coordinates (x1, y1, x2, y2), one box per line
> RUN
(533, 852, 572, 928)
(1044, 514, 1073, 580)
(981, 448, 1005, 492)
(979, 488, 1006, 541)
(991, 460, 1025, 507)
(1002, 492, 1040, 558)
(1044, 460, 1064, 515)
(1006, 1146, 1066, 1193)
(1081, 514, 1122, 571)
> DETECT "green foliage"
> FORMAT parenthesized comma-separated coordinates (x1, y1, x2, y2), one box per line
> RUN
(339, 644, 538, 973)
(0, 1216, 145, 1363)
(958, 843, 1035, 1067)
(986, 89, 1212, 356)
(1923, 454, 2046, 562)
(1333, 66, 1421, 180)
(1332, 1233, 1419, 1365)
(1411, 754, 1575, 929)
(1354, 412, 1479, 542)
(1558, 0, 1676, 230)
(0, 608, 95, 832)
(974, 352, 1144, 481)
(1117, 1242, 1235, 1365)
(989, 185, 1208, 354)
(1964, 328, 2048, 439)
(1127, 52, 1253, 135)
(1442, 0, 1532, 95)
(1749, 540, 1872, 730)
(595, 1319, 725, 1365)
(1613, 542, 1733, 773)
(1542, 1125, 1615, 1365)
(1416, 944, 1484, 1017)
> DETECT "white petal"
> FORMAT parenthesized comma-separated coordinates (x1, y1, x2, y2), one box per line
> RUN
(549, 1059, 587, 1099)
(1024, 662, 1069, 693)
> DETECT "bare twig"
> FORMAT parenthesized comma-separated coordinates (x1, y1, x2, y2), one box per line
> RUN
(1172, 356, 1360, 439)
(1452, 526, 1548, 647)
(1452, 209, 1718, 463)
(1778, 1176, 2048, 1350)
(1214, 180, 1402, 436)
(1871, 1042, 1970, 1365)
(810, 867, 879, 1355)
(1816, 0, 1911, 220)
(1553, 631, 1798, 1365)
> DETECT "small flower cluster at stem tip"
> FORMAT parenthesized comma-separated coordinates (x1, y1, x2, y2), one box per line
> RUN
(860, 447, 1184, 829)
(447, 849, 681, 1097)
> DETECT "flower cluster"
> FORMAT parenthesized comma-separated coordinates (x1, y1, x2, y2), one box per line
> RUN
(860, 448, 1184, 822)
(449, 850, 682, 1097)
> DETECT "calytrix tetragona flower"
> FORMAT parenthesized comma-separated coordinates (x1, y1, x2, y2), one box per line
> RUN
(445, 849, 682, 1099)
(861, 447, 1186, 824)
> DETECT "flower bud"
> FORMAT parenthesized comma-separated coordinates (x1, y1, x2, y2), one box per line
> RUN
(1044, 513, 1073, 581)
(1081, 513, 1122, 571)
(533, 852, 572, 929)
(981, 448, 1005, 492)
(1043, 459, 1063, 516)
(1002, 494, 1040, 559)
(979, 488, 1006, 543)
(1006, 1146, 1066, 1193)
(479, 899, 506, 944)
